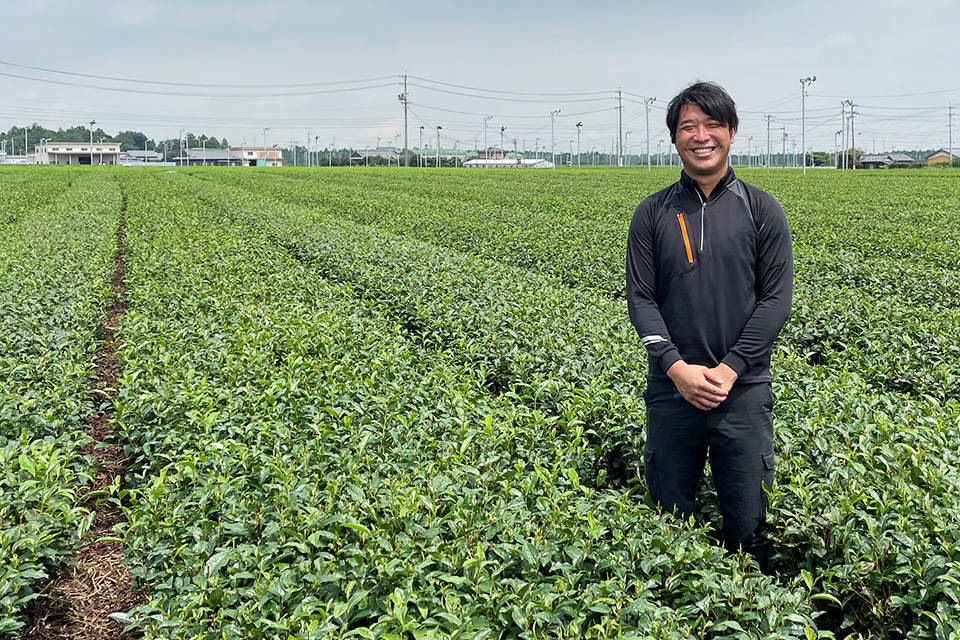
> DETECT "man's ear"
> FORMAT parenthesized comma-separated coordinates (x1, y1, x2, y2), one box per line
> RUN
(730, 128, 737, 145)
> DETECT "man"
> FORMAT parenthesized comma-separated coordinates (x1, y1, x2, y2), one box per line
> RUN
(625, 82, 793, 570)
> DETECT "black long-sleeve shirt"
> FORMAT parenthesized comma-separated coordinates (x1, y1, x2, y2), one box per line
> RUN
(626, 168, 793, 383)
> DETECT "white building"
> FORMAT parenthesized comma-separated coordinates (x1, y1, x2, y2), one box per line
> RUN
(35, 140, 121, 165)
(229, 146, 282, 167)
(463, 158, 555, 169)
(173, 148, 243, 166)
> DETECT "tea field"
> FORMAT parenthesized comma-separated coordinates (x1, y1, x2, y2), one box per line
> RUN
(2, 165, 959, 638)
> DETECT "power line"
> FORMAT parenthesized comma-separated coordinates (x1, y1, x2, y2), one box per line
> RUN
(407, 82, 612, 104)
(0, 59, 395, 88)
(811, 87, 960, 99)
(0, 71, 399, 98)
(408, 75, 611, 97)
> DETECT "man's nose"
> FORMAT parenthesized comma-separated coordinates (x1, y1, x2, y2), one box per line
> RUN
(692, 125, 710, 140)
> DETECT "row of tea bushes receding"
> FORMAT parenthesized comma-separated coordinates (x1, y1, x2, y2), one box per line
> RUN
(213, 169, 960, 405)
(114, 172, 820, 638)
(189, 168, 960, 638)
(197, 168, 642, 297)
(0, 171, 118, 636)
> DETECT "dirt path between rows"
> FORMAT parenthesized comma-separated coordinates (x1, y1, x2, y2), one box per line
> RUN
(23, 196, 142, 639)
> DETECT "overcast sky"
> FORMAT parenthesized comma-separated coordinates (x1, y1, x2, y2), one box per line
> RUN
(1, 0, 957, 154)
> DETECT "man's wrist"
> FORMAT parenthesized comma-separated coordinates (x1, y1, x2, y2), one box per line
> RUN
(715, 362, 739, 382)
(665, 360, 686, 382)
(720, 353, 746, 378)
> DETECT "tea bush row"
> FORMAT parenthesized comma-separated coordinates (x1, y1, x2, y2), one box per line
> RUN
(0, 171, 117, 636)
(114, 172, 820, 638)
(189, 168, 960, 637)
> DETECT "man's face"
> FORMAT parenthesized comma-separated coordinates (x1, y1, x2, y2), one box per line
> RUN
(674, 103, 735, 179)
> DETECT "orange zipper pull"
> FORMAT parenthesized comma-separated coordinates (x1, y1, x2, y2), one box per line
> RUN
(676, 212, 694, 263)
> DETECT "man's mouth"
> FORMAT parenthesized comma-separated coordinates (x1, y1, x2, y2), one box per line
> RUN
(692, 147, 715, 156)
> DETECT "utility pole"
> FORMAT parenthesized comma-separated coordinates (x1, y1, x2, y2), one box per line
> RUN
(263, 127, 269, 166)
(840, 101, 847, 170)
(644, 97, 655, 172)
(550, 109, 560, 168)
(575, 122, 582, 169)
(436, 125, 442, 168)
(765, 115, 773, 168)
(399, 75, 409, 167)
(801, 75, 815, 175)
(625, 131, 632, 165)
(950, 104, 954, 168)
(89, 120, 95, 166)
(419, 125, 424, 167)
(483, 116, 492, 165)
(617, 87, 623, 166)
(330, 136, 334, 167)
(499, 125, 505, 160)
(848, 101, 857, 169)
(834, 130, 841, 168)
(781, 127, 787, 168)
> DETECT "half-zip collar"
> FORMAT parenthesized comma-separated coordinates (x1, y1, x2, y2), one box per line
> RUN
(679, 167, 736, 201)
(679, 167, 736, 252)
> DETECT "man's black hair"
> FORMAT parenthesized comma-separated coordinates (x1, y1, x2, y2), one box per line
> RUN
(666, 82, 738, 143)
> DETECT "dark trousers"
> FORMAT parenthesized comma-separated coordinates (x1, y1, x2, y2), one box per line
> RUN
(643, 379, 775, 563)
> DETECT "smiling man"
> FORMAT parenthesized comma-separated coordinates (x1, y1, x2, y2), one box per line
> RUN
(625, 82, 793, 571)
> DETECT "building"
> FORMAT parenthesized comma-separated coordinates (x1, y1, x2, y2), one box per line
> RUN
(174, 148, 242, 166)
(926, 149, 959, 166)
(230, 146, 282, 167)
(858, 152, 917, 169)
(350, 147, 400, 165)
(120, 149, 164, 164)
(35, 140, 121, 165)
(464, 157, 555, 169)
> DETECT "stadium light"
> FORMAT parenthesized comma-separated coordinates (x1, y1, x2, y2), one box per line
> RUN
(800, 76, 816, 175)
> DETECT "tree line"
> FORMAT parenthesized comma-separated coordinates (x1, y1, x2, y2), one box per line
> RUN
(0, 123, 227, 157)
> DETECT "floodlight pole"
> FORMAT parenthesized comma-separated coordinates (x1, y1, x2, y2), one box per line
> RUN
(550, 109, 561, 168)
(764, 115, 773, 168)
(834, 130, 841, 168)
(800, 75, 815, 175)
(89, 120, 95, 166)
(748, 136, 754, 168)
(436, 126, 442, 168)
(617, 87, 623, 166)
(576, 122, 582, 169)
(644, 97, 655, 171)
(483, 116, 493, 166)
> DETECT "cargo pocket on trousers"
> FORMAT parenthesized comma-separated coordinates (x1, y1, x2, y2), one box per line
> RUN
(760, 450, 775, 517)
(643, 448, 660, 506)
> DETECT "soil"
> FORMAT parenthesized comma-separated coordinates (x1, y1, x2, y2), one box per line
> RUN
(23, 202, 143, 639)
